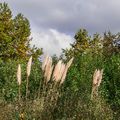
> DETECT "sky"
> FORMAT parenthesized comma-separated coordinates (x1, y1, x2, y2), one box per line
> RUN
(2, 0, 120, 56)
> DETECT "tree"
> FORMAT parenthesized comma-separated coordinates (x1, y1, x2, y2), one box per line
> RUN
(103, 31, 120, 57)
(0, 3, 42, 61)
(63, 29, 103, 59)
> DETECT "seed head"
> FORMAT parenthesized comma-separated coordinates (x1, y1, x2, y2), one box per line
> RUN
(27, 56, 32, 77)
(44, 56, 53, 82)
(17, 64, 21, 85)
(42, 55, 49, 71)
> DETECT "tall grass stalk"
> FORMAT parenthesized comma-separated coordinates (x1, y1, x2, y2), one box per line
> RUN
(91, 69, 103, 100)
(26, 56, 32, 100)
(17, 64, 22, 119)
(41, 57, 74, 111)
(52, 60, 62, 82)
(60, 57, 74, 85)
(17, 64, 21, 102)
(38, 56, 53, 98)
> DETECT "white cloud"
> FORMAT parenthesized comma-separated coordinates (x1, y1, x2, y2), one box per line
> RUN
(30, 28, 74, 56)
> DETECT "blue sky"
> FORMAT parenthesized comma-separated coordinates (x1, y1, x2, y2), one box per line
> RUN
(2, 0, 120, 56)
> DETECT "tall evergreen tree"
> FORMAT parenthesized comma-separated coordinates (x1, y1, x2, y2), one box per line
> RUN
(0, 3, 42, 60)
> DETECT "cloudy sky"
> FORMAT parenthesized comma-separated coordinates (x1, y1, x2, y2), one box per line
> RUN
(2, 0, 120, 56)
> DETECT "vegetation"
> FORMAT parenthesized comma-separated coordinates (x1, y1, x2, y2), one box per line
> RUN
(0, 56, 114, 120)
(0, 2, 120, 120)
(0, 3, 42, 61)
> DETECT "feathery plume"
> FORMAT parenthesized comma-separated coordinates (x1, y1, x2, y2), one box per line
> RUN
(17, 64, 21, 85)
(58, 63, 66, 81)
(44, 56, 53, 82)
(91, 69, 103, 100)
(52, 60, 62, 82)
(47, 65, 54, 83)
(42, 55, 49, 71)
(93, 69, 100, 85)
(27, 56, 32, 77)
(66, 57, 74, 69)
(60, 66, 68, 84)
(44, 56, 51, 77)
(26, 56, 32, 100)
(60, 58, 74, 84)
(97, 69, 103, 87)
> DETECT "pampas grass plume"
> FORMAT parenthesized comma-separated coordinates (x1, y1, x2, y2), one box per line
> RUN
(44, 56, 53, 82)
(60, 66, 67, 84)
(42, 55, 49, 71)
(27, 56, 32, 77)
(60, 58, 74, 84)
(52, 60, 62, 82)
(58, 63, 66, 81)
(93, 69, 103, 86)
(66, 57, 74, 69)
(97, 69, 103, 87)
(93, 69, 99, 85)
(17, 64, 21, 85)
(91, 69, 103, 100)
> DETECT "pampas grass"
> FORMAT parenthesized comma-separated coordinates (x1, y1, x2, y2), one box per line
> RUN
(58, 63, 66, 82)
(66, 57, 74, 69)
(60, 57, 74, 84)
(91, 69, 103, 100)
(27, 56, 32, 77)
(38, 56, 54, 98)
(17, 64, 21, 102)
(60, 66, 68, 84)
(17, 64, 21, 86)
(26, 56, 32, 100)
(42, 55, 49, 71)
(40, 56, 74, 111)
(42, 56, 74, 85)
(52, 60, 63, 82)
(52, 58, 74, 84)
(44, 56, 53, 83)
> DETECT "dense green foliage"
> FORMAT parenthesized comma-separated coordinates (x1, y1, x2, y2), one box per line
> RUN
(0, 58, 113, 119)
(0, 3, 42, 61)
(62, 28, 120, 119)
(0, 53, 120, 119)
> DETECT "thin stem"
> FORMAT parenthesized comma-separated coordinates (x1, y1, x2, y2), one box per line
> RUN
(19, 85, 21, 102)
(42, 79, 47, 97)
(38, 75, 44, 99)
(91, 85, 98, 100)
(38, 79, 42, 99)
(18, 85, 22, 120)
(26, 76, 29, 101)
